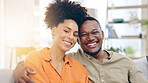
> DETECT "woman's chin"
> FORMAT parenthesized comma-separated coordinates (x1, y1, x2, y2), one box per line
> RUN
(63, 48, 72, 52)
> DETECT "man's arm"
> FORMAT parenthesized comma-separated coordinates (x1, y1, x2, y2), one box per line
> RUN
(129, 62, 148, 83)
(13, 61, 35, 83)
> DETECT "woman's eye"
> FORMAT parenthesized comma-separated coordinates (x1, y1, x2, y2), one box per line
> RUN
(64, 30, 69, 33)
(74, 34, 78, 37)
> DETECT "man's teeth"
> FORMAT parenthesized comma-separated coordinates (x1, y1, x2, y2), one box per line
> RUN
(64, 41, 72, 45)
(87, 42, 96, 46)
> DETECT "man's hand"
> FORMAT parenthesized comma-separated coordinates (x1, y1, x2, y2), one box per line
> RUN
(13, 61, 35, 83)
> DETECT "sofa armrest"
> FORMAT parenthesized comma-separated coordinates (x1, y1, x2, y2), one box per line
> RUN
(0, 69, 15, 83)
(133, 57, 148, 80)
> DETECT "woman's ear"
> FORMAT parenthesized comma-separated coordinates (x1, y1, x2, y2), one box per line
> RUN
(51, 27, 56, 37)
(77, 37, 80, 44)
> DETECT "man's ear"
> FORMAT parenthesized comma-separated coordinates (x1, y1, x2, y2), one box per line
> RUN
(51, 27, 56, 37)
(102, 31, 104, 38)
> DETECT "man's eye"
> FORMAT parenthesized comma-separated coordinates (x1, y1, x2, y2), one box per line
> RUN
(80, 34, 87, 37)
(92, 31, 99, 34)
(64, 30, 69, 33)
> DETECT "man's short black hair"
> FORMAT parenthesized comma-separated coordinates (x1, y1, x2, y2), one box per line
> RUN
(83, 17, 99, 24)
(79, 16, 101, 35)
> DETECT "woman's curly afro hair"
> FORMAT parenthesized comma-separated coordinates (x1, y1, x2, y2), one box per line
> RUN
(44, 0, 88, 29)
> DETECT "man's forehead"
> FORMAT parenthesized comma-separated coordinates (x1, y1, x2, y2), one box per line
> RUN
(83, 20, 98, 25)
(81, 21, 100, 29)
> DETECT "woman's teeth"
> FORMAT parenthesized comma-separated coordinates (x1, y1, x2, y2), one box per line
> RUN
(64, 41, 72, 45)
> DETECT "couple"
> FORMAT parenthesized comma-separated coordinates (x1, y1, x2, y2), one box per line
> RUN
(13, 0, 148, 83)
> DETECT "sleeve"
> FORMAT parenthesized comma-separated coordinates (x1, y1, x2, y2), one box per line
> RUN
(24, 52, 49, 83)
(129, 62, 148, 83)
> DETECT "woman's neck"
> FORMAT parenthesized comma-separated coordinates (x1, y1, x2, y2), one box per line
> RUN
(48, 44, 65, 62)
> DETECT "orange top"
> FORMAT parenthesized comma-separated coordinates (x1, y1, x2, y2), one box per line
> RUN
(24, 47, 89, 83)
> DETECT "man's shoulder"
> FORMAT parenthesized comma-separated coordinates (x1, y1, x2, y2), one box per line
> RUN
(106, 50, 132, 62)
(107, 51, 126, 57)
(68, 57, 82, 64)
(67, 48, 84, 58)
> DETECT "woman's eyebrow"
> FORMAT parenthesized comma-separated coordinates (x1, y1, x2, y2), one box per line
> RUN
(65, 26, 78, 33)
(64, 26, 71, 30)
(74, 31, 78, 33)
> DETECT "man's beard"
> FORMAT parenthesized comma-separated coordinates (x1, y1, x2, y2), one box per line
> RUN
(84, 46, 102, 56)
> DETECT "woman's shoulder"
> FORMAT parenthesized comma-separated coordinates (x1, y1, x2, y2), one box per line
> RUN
(24, 50, 42, 66)
(26, 50, 41, 59)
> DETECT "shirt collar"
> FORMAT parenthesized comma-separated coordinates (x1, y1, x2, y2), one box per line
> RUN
(78, 48, 112, 60)
(105, 50, 113, 60)
(40, 47, 72, 67)
(64, 55, 72, 67)
(40, 47, 51, 61)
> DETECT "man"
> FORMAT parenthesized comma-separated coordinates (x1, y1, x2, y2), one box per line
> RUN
(13, 17, 148, 83)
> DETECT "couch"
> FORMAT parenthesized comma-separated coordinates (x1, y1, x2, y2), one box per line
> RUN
(0, 57, 147, 83)
(133, 56, 148, 79)
(0, 69, 14, 83)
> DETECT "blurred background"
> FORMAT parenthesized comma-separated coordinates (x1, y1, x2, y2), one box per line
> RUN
(0, 0, 148, 69)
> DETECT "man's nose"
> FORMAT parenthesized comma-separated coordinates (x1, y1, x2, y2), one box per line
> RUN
(86, 34, 94, 41)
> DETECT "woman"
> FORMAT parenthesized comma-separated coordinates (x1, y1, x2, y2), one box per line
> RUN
(24, 0, 89, 83)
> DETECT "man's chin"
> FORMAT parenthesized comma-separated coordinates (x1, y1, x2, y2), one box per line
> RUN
(84, 47, 102, 56)
(84, 51, 99, 56)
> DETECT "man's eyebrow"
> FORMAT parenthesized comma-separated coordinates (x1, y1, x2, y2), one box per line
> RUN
(64, 26, 71, 30)
(80, 32, 86, 34)
(92, 29, 98, 31)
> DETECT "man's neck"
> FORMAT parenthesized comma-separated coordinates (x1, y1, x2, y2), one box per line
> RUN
(92, 50, 109, 63)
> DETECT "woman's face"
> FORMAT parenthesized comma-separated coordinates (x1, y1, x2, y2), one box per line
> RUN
(52, 19, 78, 52)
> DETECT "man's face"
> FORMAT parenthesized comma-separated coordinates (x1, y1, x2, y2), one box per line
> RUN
(79, 20, 104, 56)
